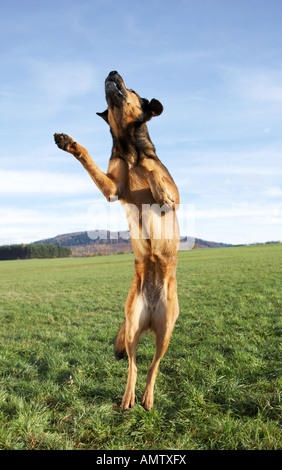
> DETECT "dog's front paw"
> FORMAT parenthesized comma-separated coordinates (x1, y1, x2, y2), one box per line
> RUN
(54, 133, 83, 159)
(160, 192, 175, 209)
(54, 133, 75, 151)
(153, 189, 175, 210)
(148, 172, 176, 210)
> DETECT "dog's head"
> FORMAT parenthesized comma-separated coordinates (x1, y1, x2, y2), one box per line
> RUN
(97, 71, 163, 136)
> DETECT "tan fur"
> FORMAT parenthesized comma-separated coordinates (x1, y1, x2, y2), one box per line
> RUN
(54, 71, 180, 410)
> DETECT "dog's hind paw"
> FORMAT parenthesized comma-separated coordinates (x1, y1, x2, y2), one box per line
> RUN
(141, 389, 154, 411)
(121, 391, 135, 411)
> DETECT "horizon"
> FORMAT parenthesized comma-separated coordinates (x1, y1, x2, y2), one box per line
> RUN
(1, 0, 282, 246)
(1, 226, 281, 249)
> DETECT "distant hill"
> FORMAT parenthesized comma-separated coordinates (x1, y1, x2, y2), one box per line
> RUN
(33, 231, 233, 257)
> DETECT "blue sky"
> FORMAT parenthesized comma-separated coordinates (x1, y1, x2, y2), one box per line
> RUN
(1, 0, 282, 245)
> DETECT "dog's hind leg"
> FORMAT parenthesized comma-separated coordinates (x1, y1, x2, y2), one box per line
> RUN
(142, 283, 179, 411)
(114, 319, 127, 360)
(121, 279, 149, 410)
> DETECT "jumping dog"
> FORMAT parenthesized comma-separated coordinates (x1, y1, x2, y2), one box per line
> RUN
(54, 71, 180, 410)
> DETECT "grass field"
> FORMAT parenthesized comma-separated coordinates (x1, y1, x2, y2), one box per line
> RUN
(0, 244, 281, 450)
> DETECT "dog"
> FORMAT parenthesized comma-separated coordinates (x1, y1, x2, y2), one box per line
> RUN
(54, 71, 180, 410)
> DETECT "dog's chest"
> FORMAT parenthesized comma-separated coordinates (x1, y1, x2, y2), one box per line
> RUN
(128, 166, 150, 192)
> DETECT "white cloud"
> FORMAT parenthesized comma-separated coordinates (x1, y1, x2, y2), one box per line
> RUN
(0, 59, 100, 121)
(1, 197, 281, 246)
(223, 66, 282, 105)
(0, 199, 128, 245)
(195, 203, 282, 220)
(0, 169, 97, 194)
(264, 186, 282, 197)
(0, 206, 89, 244)
(28, 59, 98, 100)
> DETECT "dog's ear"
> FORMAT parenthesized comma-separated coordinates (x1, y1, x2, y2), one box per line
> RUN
(96, 109, 109, 124)
(148, 99, 163, 117)
(142, 98, 163, 119)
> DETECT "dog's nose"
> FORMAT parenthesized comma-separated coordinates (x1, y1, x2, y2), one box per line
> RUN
(109, 70, 118, 77)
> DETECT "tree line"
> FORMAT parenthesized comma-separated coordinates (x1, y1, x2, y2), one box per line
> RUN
(0, 244, 72, 260)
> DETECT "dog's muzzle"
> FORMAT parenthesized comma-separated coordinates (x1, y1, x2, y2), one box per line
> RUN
(105, 71, 125, 106)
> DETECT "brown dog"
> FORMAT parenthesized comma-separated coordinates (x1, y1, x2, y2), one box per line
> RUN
(54, 71, 180, 410)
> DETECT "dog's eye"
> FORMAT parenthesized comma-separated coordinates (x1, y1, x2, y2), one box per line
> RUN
(129, 89, 137, 95)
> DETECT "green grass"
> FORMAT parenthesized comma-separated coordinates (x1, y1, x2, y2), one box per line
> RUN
(0, 245, 281, 450)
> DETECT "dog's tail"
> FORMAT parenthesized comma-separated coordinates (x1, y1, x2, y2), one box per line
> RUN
(114, 319, 127, 360)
